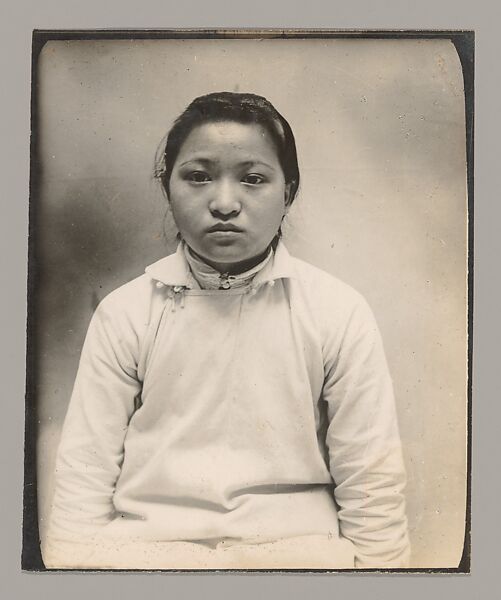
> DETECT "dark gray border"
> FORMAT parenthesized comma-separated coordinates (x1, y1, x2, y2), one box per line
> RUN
(1, 0, 497, 598)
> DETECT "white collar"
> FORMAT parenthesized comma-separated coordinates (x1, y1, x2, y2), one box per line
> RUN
(183, 243, 273, 290)
(145, 240, 297, 288)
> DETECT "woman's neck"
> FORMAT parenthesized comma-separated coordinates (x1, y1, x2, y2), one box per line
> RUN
(188, 246, 272, 275)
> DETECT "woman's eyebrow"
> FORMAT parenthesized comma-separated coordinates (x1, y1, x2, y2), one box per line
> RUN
(178, 158, 214, 168)
(237, 160, 276, 171)
(178, 158, 276, 171)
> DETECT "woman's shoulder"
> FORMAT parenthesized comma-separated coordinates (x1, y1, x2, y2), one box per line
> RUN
(101, 272, 154, 305)
(287, 255, 379, 336)
(94, 270, 161, 325)
(289, 254, 367, 310)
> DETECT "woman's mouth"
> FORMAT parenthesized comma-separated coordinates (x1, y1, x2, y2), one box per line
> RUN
(207, 223, 244, 234)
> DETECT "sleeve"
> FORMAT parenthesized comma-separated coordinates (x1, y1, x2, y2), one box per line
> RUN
(43, 296, 142, 567)
(322, 295, 411, 568)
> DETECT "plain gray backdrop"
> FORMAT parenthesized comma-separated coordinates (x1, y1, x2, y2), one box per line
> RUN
(1, 0, 497, 598)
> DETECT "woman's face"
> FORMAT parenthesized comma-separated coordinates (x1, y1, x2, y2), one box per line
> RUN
(168, 121, 292, 272)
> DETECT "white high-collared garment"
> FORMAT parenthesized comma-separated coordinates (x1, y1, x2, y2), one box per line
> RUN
(44, 242, 410, 569)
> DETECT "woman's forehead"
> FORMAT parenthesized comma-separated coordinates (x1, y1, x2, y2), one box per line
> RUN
(176, 121, 279, 163)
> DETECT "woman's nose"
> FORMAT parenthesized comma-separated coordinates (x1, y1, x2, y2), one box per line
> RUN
(208, 180, 241, 218)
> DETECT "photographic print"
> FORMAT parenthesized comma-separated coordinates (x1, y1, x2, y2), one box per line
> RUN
(24, 30, 472, 571)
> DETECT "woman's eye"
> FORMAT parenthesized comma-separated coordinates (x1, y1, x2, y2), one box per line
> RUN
(241, 173, 265, 185)
(186, 171, 211, 183)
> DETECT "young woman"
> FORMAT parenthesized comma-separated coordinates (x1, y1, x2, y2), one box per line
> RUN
(43, 92, 410, 570)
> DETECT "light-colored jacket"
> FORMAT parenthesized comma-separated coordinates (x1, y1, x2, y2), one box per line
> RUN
(44, 242, 410, 569)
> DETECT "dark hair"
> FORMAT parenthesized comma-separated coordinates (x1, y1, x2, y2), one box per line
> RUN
(155, 92, 300, 204)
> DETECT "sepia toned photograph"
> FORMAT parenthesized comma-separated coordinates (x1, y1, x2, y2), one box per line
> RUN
(24, 30, 472, 571)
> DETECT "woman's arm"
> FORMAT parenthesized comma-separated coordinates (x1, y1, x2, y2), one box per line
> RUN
(43, 295, 142, 566)
(322, 296, 410, 568)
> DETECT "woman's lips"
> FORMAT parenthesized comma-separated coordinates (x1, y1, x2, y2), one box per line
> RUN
(207, 230, 243, 240)
(206, 223, 244, 234)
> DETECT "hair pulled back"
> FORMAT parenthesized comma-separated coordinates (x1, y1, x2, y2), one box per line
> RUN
(155, 92, 300, 205)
